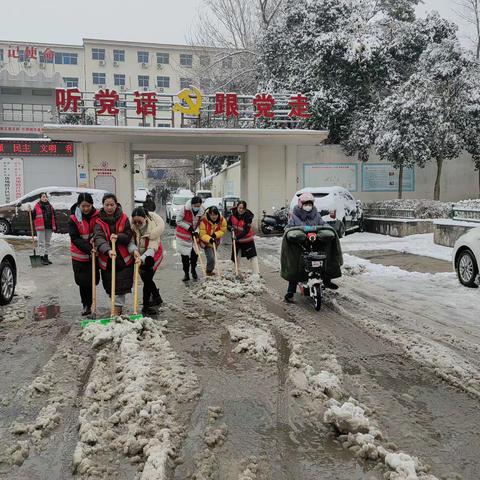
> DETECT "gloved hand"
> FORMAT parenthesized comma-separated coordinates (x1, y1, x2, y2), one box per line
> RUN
(209, 237, 215, 244)
(211, 232, 217, 240)
(188, 226, 194, 233)
(192, 231, 199, 238)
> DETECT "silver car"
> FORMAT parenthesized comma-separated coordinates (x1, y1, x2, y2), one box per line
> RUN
(0, 239, 17, 305)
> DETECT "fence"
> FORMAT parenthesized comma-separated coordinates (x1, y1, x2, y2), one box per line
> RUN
(363, 207, 416, 219)
(452, 207, 480, 223)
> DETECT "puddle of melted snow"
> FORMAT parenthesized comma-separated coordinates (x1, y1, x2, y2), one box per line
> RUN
(33, 304, 61, 321)
(167, 314, 383, 480)
(350, 249, 452, 274)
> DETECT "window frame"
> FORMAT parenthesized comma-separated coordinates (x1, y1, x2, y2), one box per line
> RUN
(113, 49, 125, 62)
(138, 75, 150, 88)
(156, 52, 169, 64)
(156, 76, 170, 88)
(180, 77, 193, 89)
(92, 48, 106, 61)
(137, 51, 149, 63)
(92, 72, 106, 85)
(180, 53, 193, 67)
(63, 77, 79, 88)
(114, 74, 126, 86)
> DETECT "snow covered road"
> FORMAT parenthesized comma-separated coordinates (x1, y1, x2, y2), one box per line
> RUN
(0, 231, 479, 479)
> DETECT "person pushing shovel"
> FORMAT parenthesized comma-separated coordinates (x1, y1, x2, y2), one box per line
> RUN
(199, 206, 227, 276)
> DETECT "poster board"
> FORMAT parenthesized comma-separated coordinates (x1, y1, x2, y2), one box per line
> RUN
(362, 163, 415, 192)
(0, 157, 24, 204)
(303, 163, 358, 191)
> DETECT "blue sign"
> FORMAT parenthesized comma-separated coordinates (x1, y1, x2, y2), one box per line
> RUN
(362, 163, 415, 192)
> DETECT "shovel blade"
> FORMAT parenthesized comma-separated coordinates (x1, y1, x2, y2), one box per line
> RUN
(80, 316, 114, 328)
(30, 255, 43, 268)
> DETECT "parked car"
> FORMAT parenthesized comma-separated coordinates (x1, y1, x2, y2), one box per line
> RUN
(223, 196, 240, 220)
(134, 187, 150, 203)
(203, 197, 224, 216)
(166, 193, 194, 225)
(0, 187, 108, 235)
(196, 190, 213, 200)
(0, 239, 16, 305)
(289, 187, 364, 237)
(453, 227, 480, 288)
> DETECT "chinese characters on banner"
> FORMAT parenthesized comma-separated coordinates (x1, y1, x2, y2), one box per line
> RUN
(8, 46, 55, 61)
(0, 158, 24, 204)
(55, 88, 311, 120)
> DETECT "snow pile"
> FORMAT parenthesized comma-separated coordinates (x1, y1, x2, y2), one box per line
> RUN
(324, 399, 371, 434)
(227, 321, 278, 363)
(238, 458, 259, 480)
(365, 199, 452, 219)
(196, 274, 265, 301)
(76, 316, 199, 479)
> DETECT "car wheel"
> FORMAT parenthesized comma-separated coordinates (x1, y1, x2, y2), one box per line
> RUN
(0, 260, 16, 305)
(456, 249, 479, 288)
(0, 219, 11, 235)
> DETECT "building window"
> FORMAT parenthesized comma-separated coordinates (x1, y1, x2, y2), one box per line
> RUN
(200, 55, 210, 67)
(222, 56, 233, 68)
(156, 52, 169, 64)
(63, 77, 79, 88)
(114, 74, 125, 86)
(138, 51, 149, 63)
(92, 72, 106, 85)
(180, 78, 192, 89)
(113, 49, 125, 62)
(92, 48, 105, 60)
(18, 49, 26, 62)
(0, 49, 4, 62)
(55, 52, 78, 65)
(156, 76, 170, 88)
(180, 54, 193, 67)
(39, 51, 53, 63)
(138, 75, 149, 87)
(200, 78, 212, 91)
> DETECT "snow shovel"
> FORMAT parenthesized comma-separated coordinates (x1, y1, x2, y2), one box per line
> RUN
(213, 241, 222, 277)
(28, 208, 43, 268)
(231, 229, 239, 278)
(193, 236, 207, 276)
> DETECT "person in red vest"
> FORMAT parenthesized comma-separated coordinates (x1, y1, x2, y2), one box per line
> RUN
(68, 192, 99, 316)
(31, 192, 57, 265)
(130, 206, 165, 316)
(176, 196, 204, 281)
(94, 193, 134, 316)
(227, 200, 260, 276)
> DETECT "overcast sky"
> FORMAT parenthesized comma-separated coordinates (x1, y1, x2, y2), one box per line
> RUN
(0, 0, 474, 49)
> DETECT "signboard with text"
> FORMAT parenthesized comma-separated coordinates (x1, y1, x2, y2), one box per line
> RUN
(362, 163, 415, 192)
(303, 163, 358, 192)
(0, 141, 74, 157)
(0, 157, 24, 204)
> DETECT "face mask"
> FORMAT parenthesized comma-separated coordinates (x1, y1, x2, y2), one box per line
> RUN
(302, 205, 313, 212)
(192, 208, 199, 214)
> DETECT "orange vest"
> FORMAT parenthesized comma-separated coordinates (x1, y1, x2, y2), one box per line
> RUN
(230, 214, 254, 244)
(70, 210, 99, 262)
(34, 202, 56, 232)
(144, 237, 164, 272)
(96, 214, 133, 270)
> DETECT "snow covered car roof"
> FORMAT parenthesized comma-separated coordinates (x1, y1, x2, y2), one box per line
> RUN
(294, 186, 348, 196)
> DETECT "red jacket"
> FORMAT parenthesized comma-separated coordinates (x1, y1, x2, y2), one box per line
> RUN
(176, 208, 199, 243)
(96, 214, 133, 270)
(229, 211, 254, 244)
(33, 202, 57, 232)
(70, 210, 99, 262)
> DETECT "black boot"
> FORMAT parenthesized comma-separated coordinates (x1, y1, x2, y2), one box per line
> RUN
(284, 293, 295, 304)
(324, 280, 339, 290)
(142, 305, 157, 316)
(182, 272, 190, 282)
(82, 305, 91, 316)
(46, 255, 52, 264)
(41, 255, 49, 265)
(151, 289, 163, 306)
(191, 268, 198, 280)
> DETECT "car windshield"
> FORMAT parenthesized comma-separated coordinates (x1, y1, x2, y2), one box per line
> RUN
(297, 192, 330, 198)
(173, 196, 190, 205)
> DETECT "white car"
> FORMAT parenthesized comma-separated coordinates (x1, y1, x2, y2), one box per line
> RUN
(166, 193, 194, 225)
(134, 188, 150, 203)
(203, 197, 224, 215)
(453, 227, 480, 288)
(0, 239, 16, 305)
(289, 187, 363, 237)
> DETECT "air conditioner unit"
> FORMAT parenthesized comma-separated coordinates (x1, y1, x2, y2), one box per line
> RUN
(157, 87, 164, 93)
(119, 85, 126, 91)
(143, 86, 149, 91)
(141, 62, 148, 69)
(156, 63, 162, 69)
(39, 62, 46, 69)
(99, 59, 106, 66)
(23, 60, 31, 68)
(113, 61, 119, 67)
(97, 85, 105, 90)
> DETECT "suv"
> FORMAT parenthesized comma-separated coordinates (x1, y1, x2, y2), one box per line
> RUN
(0, 187, 108, 235)
(166, 193, 194, 225)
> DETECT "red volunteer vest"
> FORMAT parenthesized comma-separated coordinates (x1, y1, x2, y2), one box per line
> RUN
(230, 215, 254, 244)
(144, 237, 164, 272)
(200, 217, 224, 248)
(175, 208, 199, 243)
(33, 202, 57, 232)
(70, 210, 99, 262)
(96, 214, 133, 270)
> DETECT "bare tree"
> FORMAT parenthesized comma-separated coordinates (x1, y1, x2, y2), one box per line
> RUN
(188, 0, 284, 93)
(454, 0, 480, 58)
